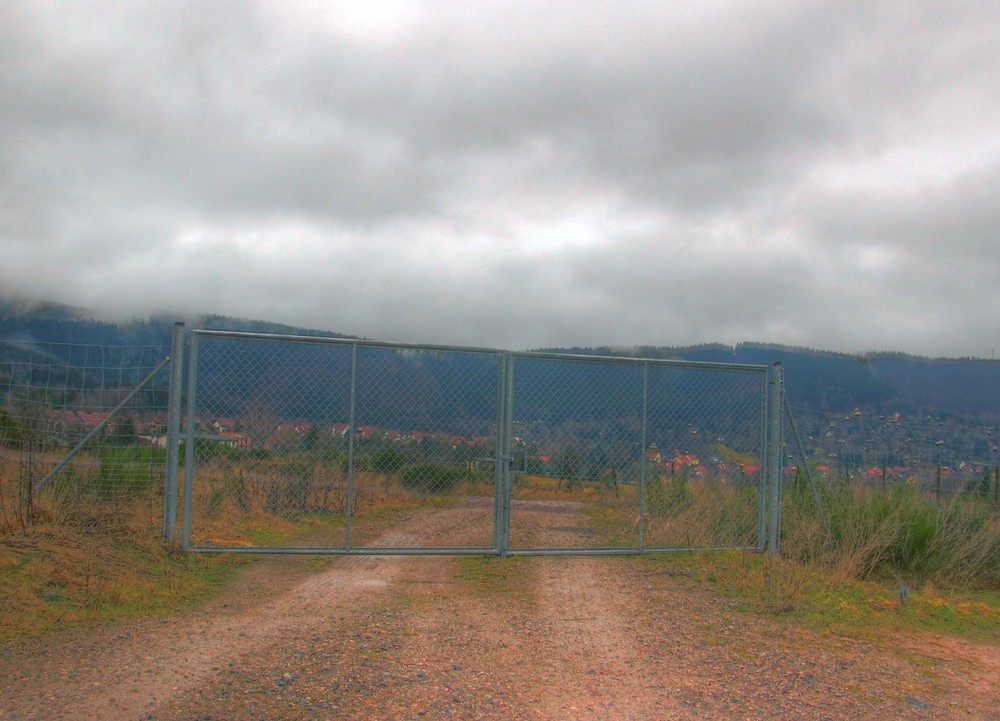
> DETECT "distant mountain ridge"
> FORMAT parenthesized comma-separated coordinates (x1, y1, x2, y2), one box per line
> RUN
(1, 300, 998, 425)
(554, 343, 999, 425)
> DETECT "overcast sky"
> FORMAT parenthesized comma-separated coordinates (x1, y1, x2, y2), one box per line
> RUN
(2, 1, 999, 358)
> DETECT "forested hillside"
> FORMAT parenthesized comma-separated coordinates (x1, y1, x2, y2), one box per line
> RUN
(2, 301, 998, 425)
(592, 343, 999, 424)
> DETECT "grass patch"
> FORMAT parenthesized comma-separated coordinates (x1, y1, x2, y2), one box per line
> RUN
(646, 551, 1000, 644)
(454, 554, 537, 605)
(0, 526, 243, 642)
(580, 502, 640, 547)
(187, 463, 471, 548)
(512, 474, 633, 503)
(782, 482, 1000, 590)
(232, 512, 345, 548)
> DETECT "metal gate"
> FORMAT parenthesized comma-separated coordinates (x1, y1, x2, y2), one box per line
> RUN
(170, 329, 780, 556)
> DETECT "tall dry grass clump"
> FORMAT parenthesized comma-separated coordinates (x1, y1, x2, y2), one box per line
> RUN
(782, 480, 1000, 590)
(0, 441, 163, 538)
(644, 475, 761, 550)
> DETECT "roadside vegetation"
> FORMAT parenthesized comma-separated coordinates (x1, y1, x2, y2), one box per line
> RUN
(656, 478, 1000, 643)
(0, 418, 240, 640)
(0, 414, 497, 639)
(504, 468, 1000, 641)
(659, 549, 1000, 643)
(2, 406, 998, 645)
(184, 440, 493, 549)
(781, 480, 1000, 590)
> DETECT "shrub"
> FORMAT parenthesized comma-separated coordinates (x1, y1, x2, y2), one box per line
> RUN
(94, 446, 165, 500)
(0, 408, 25, 448)
(371, 447, 407, 473)
(646, 474, 692, 517)
(896, 506, 938, 574)
(274, 460, 312, 513)
(399, 464, 464, 495)
(108, 415, 138, 446)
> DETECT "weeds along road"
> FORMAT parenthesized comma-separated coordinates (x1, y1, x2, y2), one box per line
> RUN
(1, 501, 998, 721)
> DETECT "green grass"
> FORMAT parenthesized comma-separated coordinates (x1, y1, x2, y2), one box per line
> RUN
(782, 482, 1000, 590)
(454, 554, 537, 605)
(233, 512, 346, 547)
(0, 527, 244, 641)
(645, 551, 1000, 644)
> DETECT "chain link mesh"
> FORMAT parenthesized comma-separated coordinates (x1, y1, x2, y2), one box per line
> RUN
(508, 355, 766, 552)
(185, 332, 769, 553)
(786, 405, 999, 499)
(186, 334, 502, 549)
(7, 328, 991, 555)
(0, 340, 170, 533)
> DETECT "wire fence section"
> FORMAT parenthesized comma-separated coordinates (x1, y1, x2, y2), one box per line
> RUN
(6, 326, 994, 558)
(183, 332, 504, 552)
(0, 339, 171, 534)
(507, 353, 768, 553)
(787, 404, 1000, 500)
(181, 330, 771, 555)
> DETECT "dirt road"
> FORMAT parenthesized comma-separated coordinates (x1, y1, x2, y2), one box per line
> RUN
(1, 503, 998, 720)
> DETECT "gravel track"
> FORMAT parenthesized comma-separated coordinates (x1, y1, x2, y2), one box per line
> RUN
(1, 502, 998, 720)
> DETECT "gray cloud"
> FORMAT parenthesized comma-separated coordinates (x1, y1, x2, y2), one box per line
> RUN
(2, 0, 999, 358)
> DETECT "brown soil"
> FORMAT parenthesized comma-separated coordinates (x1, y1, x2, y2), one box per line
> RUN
(1, 503, 998, 721)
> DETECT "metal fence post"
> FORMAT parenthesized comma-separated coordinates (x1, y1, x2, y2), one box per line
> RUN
(181, 333, 200, 550)
(162, 321, 185, 542)
(492, 353, 506, 554)
(757, 372, 769, 552)
(767, 362, 785, 556)
(345, 343, 358, 550)
(498, 352, 514, 557)
(638, 362, 649, 551)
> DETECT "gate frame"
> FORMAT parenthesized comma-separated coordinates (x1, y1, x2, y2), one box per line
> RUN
(165, 329, 783, 556)
(499, 350, 779, 557)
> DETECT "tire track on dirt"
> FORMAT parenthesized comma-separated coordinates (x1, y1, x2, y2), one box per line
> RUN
(535, 555, 679, 719)
(0, 515, 455, 721)
(510, 502, 683, 720)
(3, 500, 999, 720)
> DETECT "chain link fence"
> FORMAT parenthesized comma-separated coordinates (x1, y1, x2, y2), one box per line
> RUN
(179, 330, 773, 555)
(0, 339, 171, 534)
(5, 324, 993, 571)
(506, 354, 768, 553)
(182, 331, 503, 551)
(785, 405, 999, 501)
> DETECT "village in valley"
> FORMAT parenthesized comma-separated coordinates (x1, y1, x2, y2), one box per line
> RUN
(43, 405, 999, 496)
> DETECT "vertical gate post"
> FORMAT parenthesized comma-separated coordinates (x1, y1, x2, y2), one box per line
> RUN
(497, 352, 514, 557)
(638, 363, 649, 552)
(162, 322, 185, 542)
(181, 333, 200, 550)
(767, 362, 785, 556)
(492, 353, 505, 554)
(345, 343, 358, 550)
